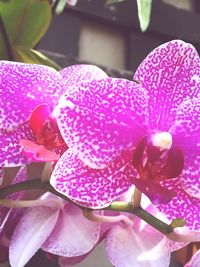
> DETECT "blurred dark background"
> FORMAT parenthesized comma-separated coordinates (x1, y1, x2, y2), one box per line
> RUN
(38, 0, 200, 77)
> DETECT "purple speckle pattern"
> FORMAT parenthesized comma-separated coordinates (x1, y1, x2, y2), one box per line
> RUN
(60, 64, 108, 87)
(50, 40, 200, 209)
(54, 78, 148, 168)
(157, 178, 200, 231)
(134, 40, 200, 131)
(169, 98, 200, 198)
(50, 149, 136, 208)
(42, 203, 100, 256)
(0, 122, 35, 167)
(0, 61, 63, 130)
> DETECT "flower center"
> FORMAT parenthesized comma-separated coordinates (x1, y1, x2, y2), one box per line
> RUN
(29, 104, 65, 151)
(133, 132, 184, 182)
(35, 117, 65, 150)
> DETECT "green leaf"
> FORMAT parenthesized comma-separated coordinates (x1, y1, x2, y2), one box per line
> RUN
(170, 218, 186, 229)
(106, 0, 126, 4)
(13, 46, 61, 71)
(136, 0, 152, 32)
(0, 0, 52, 58)
(55, 0, 68, 14)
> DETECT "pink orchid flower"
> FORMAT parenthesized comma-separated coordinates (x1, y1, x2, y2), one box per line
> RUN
(0, 61, 64, 167)
(0, 61, 106, 167)
(8, 193, 100, 267)
(50, 40, 199, 209)
(58, 193, 190, 267)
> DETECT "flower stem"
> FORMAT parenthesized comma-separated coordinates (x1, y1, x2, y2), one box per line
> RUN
(0, 179, 174, 235)
(0, 14, 14, 60)
(105, 201, 173, 234)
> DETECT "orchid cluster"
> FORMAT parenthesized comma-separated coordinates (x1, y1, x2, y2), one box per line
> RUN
(0, 40, 199, 267)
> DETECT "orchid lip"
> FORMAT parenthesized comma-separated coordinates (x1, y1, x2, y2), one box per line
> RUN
(132, 133, 184, 204)
(151, 132, 172, 151)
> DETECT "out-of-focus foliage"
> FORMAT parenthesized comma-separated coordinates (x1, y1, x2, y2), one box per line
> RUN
(13, 46, 60, 70)
(106, 0, 152, 32)
(0, 0, 60, 69)
(106, 0, 126, 4)
(54, 0, 78, 14)
(136, 0, 152, 31)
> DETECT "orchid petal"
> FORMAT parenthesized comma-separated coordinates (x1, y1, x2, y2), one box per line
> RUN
(20, 139, 60, 162)
(50, 149, 135, 208)
(54, 78, 148, 168)
(156, 178, 200, 231)
(105, 225, 170, 267)
(0, 122, 34, 167)
(134, 40, 200, 131)
(29, 104, 50, 135)
(185, 249, 200, 267)
(42, 203, 100, 256)
(9, 206, 59, 267)
(0, 61, 63, 130)
(67, 0, 78, 6)
(132, 178, 175, 204)
(169, 98, 200, 198)
(60, 64, 108, 86)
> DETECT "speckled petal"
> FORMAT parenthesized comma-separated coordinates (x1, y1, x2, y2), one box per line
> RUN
(0, 122, 35, 167)
(156, 178, 200, 231)
(42, 203, 100, 256)
(169, 98, 200, 198)
(20, 140, 60, 162)
(60, 64, 108, 86)
(54, 78, 148, 168)
(50, 149, 136, 208)
(105, 225, 170, 267)
(0, 61, 63, 130)
(134, 40, 200, 131)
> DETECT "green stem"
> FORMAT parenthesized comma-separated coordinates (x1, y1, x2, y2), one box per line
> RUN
(0, 14, 14, 60)
(0, 179, 173, 234)
(104, 201, 173, 234)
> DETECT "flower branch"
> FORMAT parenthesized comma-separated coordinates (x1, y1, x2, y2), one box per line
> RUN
(0, 179, 174, 235)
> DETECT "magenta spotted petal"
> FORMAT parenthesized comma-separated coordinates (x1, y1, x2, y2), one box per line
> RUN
(134, 40, 200, 131)
(60, 64, 108, 86)
(169, 98, 200, 198)
(50, 149, 136, 208)
(156, 178, 200, 231)
(42, 203, 100, 256)
(0, 122, 35, 167)
(54, 78, 148, 168)
(0, 61, 63, 130)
